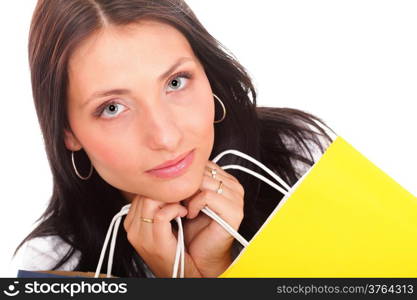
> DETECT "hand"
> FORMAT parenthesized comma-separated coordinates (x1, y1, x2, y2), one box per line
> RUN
(182, 160, 245, 277)
(123, 195, 202, 277)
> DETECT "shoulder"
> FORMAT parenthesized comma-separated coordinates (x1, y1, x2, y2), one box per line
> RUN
(12, 235, 81, 273)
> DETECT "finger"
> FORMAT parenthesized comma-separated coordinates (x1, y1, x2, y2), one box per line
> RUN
(186, 190, 244, 235)
(201, 173, 234, 200)
(152, 203, 188, 246)
(206, 160, 236, 182)
(204, 167, 233, 183)
(141, 197, 165, 219)
(204, 167, 235, 192)
(125, 197, 148, 247)
(136, 197, 166, 242)
(123, 195, 140, 232)
(206, 161, 245, 197)
(126, 197, 158, 246)
(186, 189, 237, 221)
(203, 169, 245, 199)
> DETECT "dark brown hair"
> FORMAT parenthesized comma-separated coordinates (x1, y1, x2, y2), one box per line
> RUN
(14, 0, 335, 277)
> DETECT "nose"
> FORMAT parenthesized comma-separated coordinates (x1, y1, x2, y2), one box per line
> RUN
(142, 100, 183, 152)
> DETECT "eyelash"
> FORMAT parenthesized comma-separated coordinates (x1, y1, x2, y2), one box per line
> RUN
(94, 71, 193, 118)
(167, 71, 192, 91)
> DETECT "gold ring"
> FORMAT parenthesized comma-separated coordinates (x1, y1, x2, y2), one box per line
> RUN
(216, 180, 223, 194)
(141, 217, 154, 223)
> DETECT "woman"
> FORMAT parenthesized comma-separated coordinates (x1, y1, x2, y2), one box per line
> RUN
(13, 0, 334, 278)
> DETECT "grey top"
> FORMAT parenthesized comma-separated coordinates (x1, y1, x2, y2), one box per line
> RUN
(12, 233, 245, 278)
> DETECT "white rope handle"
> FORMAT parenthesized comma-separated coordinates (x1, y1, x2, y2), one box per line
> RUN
(96, 149, 292, 278)
(172, 216, 185, 278)
(221, 164, 289, 195)
(212, 149, 291, 193)
(94, 205, 185, 278)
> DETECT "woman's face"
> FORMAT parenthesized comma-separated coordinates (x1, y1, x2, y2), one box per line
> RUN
(64, 20, 215, 203)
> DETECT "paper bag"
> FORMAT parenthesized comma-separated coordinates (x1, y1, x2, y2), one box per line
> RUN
(219, 136, 417, 277)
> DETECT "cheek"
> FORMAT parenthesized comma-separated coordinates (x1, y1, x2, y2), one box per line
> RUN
(183, 92, 215, 171)
(183, 91, 215, 145)
(73, 121, 136, 185)
(186, 78, 215, 133)
(83, 135, 128, 176)
(88, 140, 123, 167)
(69, 107, 138, 175)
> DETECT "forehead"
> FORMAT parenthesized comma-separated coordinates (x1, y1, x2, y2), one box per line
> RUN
(68, 19, 195, 77)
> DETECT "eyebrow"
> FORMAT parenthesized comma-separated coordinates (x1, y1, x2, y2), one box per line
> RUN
(82, 56, 194, 108)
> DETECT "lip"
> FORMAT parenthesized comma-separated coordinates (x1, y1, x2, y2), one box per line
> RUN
(146, 149, 195, 179)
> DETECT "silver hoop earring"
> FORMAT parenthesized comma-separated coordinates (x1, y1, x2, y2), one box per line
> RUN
(213, 93, 226, 123)
(71, 150, 93, 180)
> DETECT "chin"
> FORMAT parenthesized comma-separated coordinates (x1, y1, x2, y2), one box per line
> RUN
(153, 175, 202, 203)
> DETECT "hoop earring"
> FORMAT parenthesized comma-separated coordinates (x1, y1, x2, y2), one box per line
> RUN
(71, 150, 93, 180)
(213, 93, 226, 123)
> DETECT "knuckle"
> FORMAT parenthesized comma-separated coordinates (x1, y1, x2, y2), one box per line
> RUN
(200, 189, 211, 199)
(153, 212, 165, 223)
(205, 189, 217, 201)
(228, 174, 238, 182)
(235, 209, 244, 220)
(238, 185, 245, 197)
(180, 204, 188, 214)
(187, 200, 200, 212)
(233, 181, 245, 197)
(126, 230, 136, 244)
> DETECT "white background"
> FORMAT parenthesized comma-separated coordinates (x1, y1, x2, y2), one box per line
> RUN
(1, 1, 416, 277)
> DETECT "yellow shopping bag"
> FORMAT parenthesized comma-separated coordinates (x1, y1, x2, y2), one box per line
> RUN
(219, 136, 417, 277)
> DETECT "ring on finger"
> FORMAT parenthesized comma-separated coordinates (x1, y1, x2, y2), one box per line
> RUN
(140, 217, 154, 223)
(207, 167, 217, 179)
(216, 180, 224, 194)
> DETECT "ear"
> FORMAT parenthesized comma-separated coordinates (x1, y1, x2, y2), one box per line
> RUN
(64, 128, 82, 151)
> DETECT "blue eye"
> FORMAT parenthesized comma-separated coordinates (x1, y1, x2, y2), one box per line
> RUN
(167, 71, 192, 92)
(94, 71, 192, 120)
(97, 101, 127, 119)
